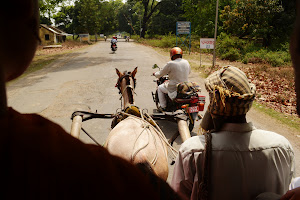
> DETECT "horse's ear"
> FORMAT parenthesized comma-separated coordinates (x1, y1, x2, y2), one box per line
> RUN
(116, 68, 123, 78)
(132, 67, 138, 78)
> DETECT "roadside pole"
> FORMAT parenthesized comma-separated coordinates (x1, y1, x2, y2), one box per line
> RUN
(212, 0, 219, 67)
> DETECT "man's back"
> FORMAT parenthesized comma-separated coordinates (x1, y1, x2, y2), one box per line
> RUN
(155, 58, 191, 92)
(171, 122, 294, 200)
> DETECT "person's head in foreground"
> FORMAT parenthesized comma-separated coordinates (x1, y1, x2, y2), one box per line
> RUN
(201, 65, 256, 132)
(0, 0, 40, 115)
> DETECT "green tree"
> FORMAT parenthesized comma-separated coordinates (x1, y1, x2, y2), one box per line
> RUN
(181, 0, 235, 37)
(148, 0, 185, 35)
(39, 0, 64, 25)
(127, 0, 162, 38)
(98, 0, 124, 35)
(220, 0, 286, 46)
(76, 0, 101, 34)
(53, 5, 75, 33)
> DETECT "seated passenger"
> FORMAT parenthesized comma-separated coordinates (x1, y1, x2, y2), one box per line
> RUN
(171, 66, 294, 200)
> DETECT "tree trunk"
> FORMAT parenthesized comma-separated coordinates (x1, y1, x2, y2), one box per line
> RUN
(141, 20, 147, 38)
(140, 0, 161, 38)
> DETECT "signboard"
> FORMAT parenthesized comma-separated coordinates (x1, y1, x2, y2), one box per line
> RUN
(100, 34, 104, 37)
(200, 38, 215, 49)
(176, 21, 191, 54)
(176, 21, 191, 34)
(79, 34, 90, 42)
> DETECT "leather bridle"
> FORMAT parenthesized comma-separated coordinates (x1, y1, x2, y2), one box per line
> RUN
(115, 72, 137, 94)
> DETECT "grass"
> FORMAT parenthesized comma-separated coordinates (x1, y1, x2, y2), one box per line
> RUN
(252, 102, 300, 133)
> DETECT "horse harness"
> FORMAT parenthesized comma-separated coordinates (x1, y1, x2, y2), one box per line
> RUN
(115, 71, 137, 95)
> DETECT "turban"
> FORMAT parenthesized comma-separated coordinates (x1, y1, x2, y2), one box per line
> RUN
(201, 66, 256, 131)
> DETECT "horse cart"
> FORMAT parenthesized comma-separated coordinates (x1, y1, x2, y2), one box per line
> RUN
(70, 67, 178, 180)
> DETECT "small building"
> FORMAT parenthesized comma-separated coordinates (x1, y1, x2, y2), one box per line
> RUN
(39, 24, 71, 45)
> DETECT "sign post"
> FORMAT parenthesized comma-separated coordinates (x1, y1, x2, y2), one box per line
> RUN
(213, 0, 219, 67)
(176, 21, 191, 54)
(200, 38, 215, 67)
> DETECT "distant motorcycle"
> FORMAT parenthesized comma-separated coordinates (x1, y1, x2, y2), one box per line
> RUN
(111, 42, 117, 52)
(151, 64, 205, 132)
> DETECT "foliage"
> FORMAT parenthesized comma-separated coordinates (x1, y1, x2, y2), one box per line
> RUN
(40, 0, 296, 55)
(220, 0, 295, 47)
(243, 50, 291, 67)
(182, 0, 235, 37)
(40, 16, 52, 25)
(215, 33, 291, 67)
(148, 0, 185, 35)
(76, 0, 101, 34)
(39, 0, 64, 23)
(127, 0, 162, 38)
(53, 5, 75, 33)
(135, 34, 175, 48)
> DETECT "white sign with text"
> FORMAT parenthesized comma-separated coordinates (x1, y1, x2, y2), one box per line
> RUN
(200, 38, 215, 49)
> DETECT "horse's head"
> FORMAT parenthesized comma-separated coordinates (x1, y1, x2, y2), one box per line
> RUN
(115, 67, 138, 108)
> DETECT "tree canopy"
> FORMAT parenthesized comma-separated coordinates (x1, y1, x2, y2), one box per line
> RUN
(40, 0, 296, 46)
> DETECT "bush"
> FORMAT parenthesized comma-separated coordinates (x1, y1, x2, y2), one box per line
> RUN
(220, 48, 241, 61)
(134, 32, 291, 67)
(242, 49, 291, 67)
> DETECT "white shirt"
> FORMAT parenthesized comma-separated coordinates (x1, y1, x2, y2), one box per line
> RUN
(171, 122, 295, 200)
(154, 58, 191, 93)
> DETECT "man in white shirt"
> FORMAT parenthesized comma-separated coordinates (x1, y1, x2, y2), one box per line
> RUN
(171, 66, 294, 200)
(153, 47, 191, 110)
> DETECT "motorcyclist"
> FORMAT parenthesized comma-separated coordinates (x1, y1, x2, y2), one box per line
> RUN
(152, 47, 191, 111)
(111, 36, 117, 49)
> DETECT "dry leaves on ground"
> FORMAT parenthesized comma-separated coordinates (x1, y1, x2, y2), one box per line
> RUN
(243, 65, 297, 117)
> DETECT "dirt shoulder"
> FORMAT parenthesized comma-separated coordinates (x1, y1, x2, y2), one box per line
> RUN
(24, 41, 90, 77)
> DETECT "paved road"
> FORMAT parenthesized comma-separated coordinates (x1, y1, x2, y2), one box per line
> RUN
(7, 40, 300, 184)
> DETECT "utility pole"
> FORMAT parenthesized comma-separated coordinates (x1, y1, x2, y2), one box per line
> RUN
(212, 0, 219, 67)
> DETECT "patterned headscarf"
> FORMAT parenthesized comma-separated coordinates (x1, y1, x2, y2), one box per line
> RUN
(201, 66, 256, 131)
(206, 65, 256, 116)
